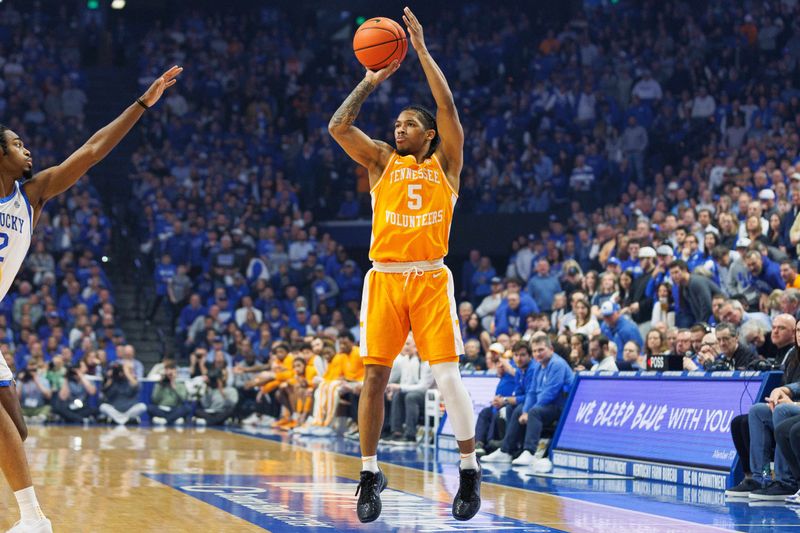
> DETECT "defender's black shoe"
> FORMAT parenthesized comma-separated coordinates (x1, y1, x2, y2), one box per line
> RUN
(355, 469, 388, 523)
(452, 467, 482, 521)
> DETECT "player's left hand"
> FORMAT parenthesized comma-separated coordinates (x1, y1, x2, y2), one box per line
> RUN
(140, 65, 183, 107)
(519, 412, 528, 425)
(403, 7, 426, 51)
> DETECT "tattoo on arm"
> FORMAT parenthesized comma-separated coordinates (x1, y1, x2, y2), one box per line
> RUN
(330, 80, 375, 128)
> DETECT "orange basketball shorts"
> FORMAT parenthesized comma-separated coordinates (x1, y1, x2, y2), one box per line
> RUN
(359, 262, 464, 367)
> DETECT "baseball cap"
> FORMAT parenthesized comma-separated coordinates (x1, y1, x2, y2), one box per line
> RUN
(737, 237, 752, 248)
(314, 265, 325, 272)
(490, 276, 502, 284)
(46, 311, 59, 319)
(607, 257, 621, 267)
(667, 182, 679, 191)
(212, 336, 223, 343)
(656, 245, 674, 256)
(791, 173, 800, 181)
(638, 246, 657, 259)
(488, 342, 505, 354)
(344, 260, 356, 268)
(296, 307, 307, 313)
(758, 189, 776, 200)
(600, 301, 620, 317)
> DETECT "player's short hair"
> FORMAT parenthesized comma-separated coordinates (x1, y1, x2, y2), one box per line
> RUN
(0, 124, 8, 155)
(403, 105, 440, 158)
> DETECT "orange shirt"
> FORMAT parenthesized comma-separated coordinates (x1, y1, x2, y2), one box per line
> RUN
(304, 362, 317, 384)
(342, 346, 364, 382)
(323, 353, 347, 382)
(790, 274, 800, 290)
(273, 354, 294, 382)
(369, 152, 456, 263)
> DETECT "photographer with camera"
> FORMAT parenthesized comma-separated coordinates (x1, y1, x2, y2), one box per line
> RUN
(148, 361, 190, 426)
(51, 361, 98, 423)
(195, 367, 238, 426)
(16, 364, 52, 423)
(98, 360, 146, 425)
(726, 315, 800, 500)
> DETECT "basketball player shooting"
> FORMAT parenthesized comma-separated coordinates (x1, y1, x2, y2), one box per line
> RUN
(0, 65, 182, 533)
(328, 7, 481, 523)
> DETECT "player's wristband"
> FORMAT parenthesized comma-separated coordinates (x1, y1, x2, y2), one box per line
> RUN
(136, 97, 150, 110)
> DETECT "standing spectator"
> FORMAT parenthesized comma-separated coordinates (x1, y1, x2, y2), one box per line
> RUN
(526, 260, 562, 313)
(471, 257, 496, 302)
(599, 301, 643, 359)
(621, 116, 648, 186)
(668, 260, 722, 328)
(148, 253, 176, 323)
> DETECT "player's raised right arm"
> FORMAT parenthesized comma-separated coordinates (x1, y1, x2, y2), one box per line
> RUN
(328, 61, 399, 170)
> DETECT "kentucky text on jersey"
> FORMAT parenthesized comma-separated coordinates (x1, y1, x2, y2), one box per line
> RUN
(389, 166, 442, 185)
(384, 209, 444, 228)
(0, 212, 24, 234)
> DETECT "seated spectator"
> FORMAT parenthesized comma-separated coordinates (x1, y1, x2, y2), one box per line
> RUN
(384, 334, 433, 444)
(99, 361, 147, 425)
(727, 341, 800, 500)
(475, 341, 534, 456)
(460, 339, 486, 371)
(462, 312, 492, 354)
(620, 341, 645, 370)
(195, 368, 239, 426)
(482, 334, 573, 470)
(52, 362, 98, 423)
(563, 298, 599, 336)
(714, 322, 757, 370)
(149, 361, 191, 426)
(566, 333, 591, 370)
(590, 342, 619, 372)
(780, 260, 800, 290)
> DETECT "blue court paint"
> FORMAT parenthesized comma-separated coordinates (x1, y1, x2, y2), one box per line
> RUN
(220, 427, 800, 532)
(145, 473, 565, 532)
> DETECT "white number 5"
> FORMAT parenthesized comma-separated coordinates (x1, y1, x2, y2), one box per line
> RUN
(407, 184, 422, 210)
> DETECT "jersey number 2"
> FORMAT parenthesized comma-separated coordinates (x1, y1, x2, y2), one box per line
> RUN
(0, 232, 8, 262)
(407, 184, 422, 210)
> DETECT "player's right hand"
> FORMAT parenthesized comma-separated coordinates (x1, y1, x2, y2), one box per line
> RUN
(365, 59, 400, 86)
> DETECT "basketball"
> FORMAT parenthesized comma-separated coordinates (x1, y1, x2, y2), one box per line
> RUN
(353, 17, 408, 71)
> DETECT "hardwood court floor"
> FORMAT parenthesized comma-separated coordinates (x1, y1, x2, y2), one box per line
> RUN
(0, 425, 792, 532)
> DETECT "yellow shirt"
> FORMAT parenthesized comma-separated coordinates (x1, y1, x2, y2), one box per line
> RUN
(369, 152, 456, 263)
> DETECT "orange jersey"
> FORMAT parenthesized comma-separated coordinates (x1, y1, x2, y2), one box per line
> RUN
(341, 346, 363, 382)
(369, 152, 457, 263)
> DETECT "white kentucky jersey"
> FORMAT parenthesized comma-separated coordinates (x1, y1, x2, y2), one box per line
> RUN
(0, 181, 32, 303)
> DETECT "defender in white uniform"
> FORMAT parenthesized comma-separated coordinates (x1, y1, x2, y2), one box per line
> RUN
(0, 181, 32, 385)
(0, 66, 182, 533)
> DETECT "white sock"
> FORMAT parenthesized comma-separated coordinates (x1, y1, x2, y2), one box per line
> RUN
(14, 486, 45, 522)
(361, 455, 379, 473)
(460, 451, 479, 470)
